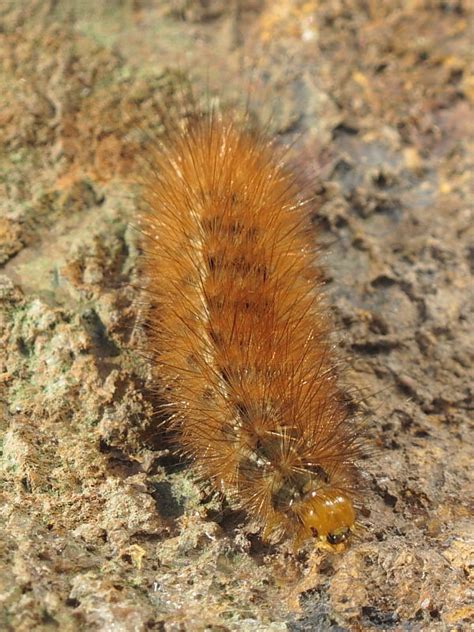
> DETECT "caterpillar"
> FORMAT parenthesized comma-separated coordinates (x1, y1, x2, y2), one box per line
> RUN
(139, 103, 365, 551)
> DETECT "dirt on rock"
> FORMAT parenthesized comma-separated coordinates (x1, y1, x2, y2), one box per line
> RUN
(0, 1, 472, 630)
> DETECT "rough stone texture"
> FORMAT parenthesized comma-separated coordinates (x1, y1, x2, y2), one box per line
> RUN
(0, 1, 472, 630)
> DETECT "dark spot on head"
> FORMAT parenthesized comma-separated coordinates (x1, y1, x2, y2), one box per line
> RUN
(326, 528, 350, 545)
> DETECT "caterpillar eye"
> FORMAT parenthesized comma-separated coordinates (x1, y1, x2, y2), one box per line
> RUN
(326, 528, 351, 545)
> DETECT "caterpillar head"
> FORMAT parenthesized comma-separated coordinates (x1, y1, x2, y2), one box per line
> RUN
(295, 489, 356, 550)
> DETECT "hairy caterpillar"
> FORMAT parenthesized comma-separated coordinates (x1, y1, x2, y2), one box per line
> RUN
(140, 103, 365, 551)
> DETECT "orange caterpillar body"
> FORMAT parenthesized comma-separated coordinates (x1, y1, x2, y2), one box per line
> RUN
(141, 108, 363, 550)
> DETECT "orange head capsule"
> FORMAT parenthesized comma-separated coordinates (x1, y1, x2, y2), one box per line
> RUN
(294, 489, 356, 549)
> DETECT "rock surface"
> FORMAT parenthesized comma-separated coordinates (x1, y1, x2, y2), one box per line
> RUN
(0, 1, 472, 630)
